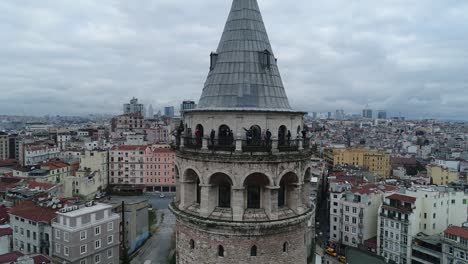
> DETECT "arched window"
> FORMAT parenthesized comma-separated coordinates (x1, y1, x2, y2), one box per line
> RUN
(195, 124, 204, 146)
(196, 178, 201, 204)
(210, 173, 233, 208)
(250, 125, 262, 145)
(244, 173, 270, 209)
(218, 125, 232, 146)
(190, 239, 195, 249)
(278, 173, 299, 208)
(283, 242, 288, 253)
(218, 245, 224, 257)
(250, 245, 257, 256)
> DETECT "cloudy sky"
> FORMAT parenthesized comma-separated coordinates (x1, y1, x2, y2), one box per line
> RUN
(0, 0, 467, 119)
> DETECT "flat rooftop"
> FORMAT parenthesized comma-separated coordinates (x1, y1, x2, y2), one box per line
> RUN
(57, 203, 111, 217)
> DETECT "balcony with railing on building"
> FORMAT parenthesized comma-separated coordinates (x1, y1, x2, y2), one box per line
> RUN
(381, 193, 415, 221)
(173, 128, 311, 156)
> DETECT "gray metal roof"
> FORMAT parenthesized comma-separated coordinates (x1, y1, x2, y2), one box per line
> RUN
(197, 0, 291, 110)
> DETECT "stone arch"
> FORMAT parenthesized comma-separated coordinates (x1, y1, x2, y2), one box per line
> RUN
(278, 172, 299, 208)
(195, 124, 204, 145)
(278, 125, 287, 145)
(218, 124, 231, 145)
(250, 245, 257, 256)
(209, 173, 233, 208)
(250, 125, 262, 144)
(182, 168, 201, 206)
(241, 171, 274, 188)
(243, 173, 271, 209)
(182, 167, 203, 184)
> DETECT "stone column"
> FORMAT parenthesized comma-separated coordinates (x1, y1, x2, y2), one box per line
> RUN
(235, 136, 242, 152)
(202, 137, 209, 150)
(291, 184, 304, 214)
(271, 136, 279, 153)
(298, 137, 304, 150)
(179, 180, 195, 209)
(262, 186, 272, 219)
(200, 184, 215, 217)
(180, 136, 185, 148)
(268, 186, 279, 220)
(232, 187, 245, 221)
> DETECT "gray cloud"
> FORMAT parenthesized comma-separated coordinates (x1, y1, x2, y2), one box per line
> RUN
(0, 0, 467, 119)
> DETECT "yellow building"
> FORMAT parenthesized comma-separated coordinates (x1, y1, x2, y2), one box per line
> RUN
(426, 164, 459, 185)
(326, 148, 391, 178)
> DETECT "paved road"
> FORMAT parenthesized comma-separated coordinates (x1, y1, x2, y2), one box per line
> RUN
(129, 193, 176, 264)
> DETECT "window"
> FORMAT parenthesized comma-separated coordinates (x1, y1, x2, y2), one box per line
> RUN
(108, 222, 114, 231)
(55, 243, 61, 253)
(433, 213, 436, 219)
(283, 242, 288, 253)
(190, 239, 195, 249)
(95, 226, 101, 236)
(64, 246, 69, 256)
(352, 217, 357, 224)
(80, 230, 87, 240)
(94, 254, 101, 263)
(95, 239, 101, 249)
(107, 248, 113, 258)
(344, 236, 349, 242)
(352, 207, 357, 213)
(80, 244, 87, 255)
(345, 216, 349, 222)
(64, 232, 69, 242)
(107, 235, 113, 244)
(218, 245, 224, 257)
(251, 245, 257, 256)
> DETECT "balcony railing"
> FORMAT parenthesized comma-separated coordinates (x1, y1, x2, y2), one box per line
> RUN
(278, 139, 299, 152)
(184, 137, 202, 150)
(208, 139, 235, 152)
(242, 139, 271, 153)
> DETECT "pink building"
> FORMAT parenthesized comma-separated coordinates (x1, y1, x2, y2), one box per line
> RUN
(144, 146, 176, 192)
(145, 125, 171, 144)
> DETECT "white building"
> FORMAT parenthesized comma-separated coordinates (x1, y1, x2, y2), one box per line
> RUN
(0, 225, 12, 254)
(434, 159, 460, 172)
(329, 183, 397, 251)
(377, 186, 468, 264)
(22, 145, 60, 166)
(442, 224, 468, 264)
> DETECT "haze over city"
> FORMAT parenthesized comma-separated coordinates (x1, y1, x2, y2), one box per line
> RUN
(1, 0, 467, 119)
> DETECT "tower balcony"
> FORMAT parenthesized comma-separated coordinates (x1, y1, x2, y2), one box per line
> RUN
(173, 136, 313, 159)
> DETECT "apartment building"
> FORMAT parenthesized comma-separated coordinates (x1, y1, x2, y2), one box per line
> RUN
(329, 183, 396, 251)
(427, 164, 459, 186)
(13, 159, 71, 184)
(442, 225, 468, 264)
(9, 200, 56, 256)
(109, 145, 145, 186)
(0, 132, 9, 160)
(377, 187, 468, 264)
(325, 148, 391, 178)
(52, 202, 120, 264)
(22, 144, 60, 166)
(144, 146, 176, 192)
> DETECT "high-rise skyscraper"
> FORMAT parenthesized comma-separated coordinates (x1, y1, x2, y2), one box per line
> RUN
(377, 110, 387, 119)
(123, 97, 144, 116)
(148, 104, 154, 118)
(169, 1, 314, 263)
(164, 106, 175, 117)
(362, 108, 373, 119)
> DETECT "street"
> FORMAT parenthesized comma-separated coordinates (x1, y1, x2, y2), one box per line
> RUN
(127, 193, 176, 264)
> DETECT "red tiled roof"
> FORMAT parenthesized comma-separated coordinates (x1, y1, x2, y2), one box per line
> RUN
(112, 145, 146, 151)
(445, 226, 468, 240)
(0, 251, 23, 263)
(9, 200, 57, 223)
(0, 177, 22, 193)
(351, 184, 397, 195)
(32, 254, 51, 264)
(41, 160, 69, 170)
(387, 193, 416, 203)
(0, 159, 17, 167)
(0, 205, 9, 224)
(26, 180, 56, 190)
(0, 227, 12, 237)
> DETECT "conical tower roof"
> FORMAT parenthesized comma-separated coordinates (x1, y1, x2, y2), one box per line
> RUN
(197, 0, 292, 111)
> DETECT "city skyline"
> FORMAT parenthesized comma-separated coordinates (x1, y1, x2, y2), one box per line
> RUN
(1, 0, 467, 119)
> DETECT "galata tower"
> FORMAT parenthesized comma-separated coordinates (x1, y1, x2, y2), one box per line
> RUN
(169, 0, 314, 263)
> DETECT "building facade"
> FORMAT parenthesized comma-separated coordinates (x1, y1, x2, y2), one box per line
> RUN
(442, 225, 468, 264)
(170, 1, 314, 263)
(328, 148, 391, 178)
(124, 97, 144, 116)
(22, 144, 60, 166)
(377, 187, 468, 264)
(9, 201, 56, 256)
(52, 202, 120, 264)
(109, 145, 145, 186)
(329, 184, 396, 250)
(427, 164, 459, 186)
(0, 132, 9, 160)
(144, 146, 176, 192)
